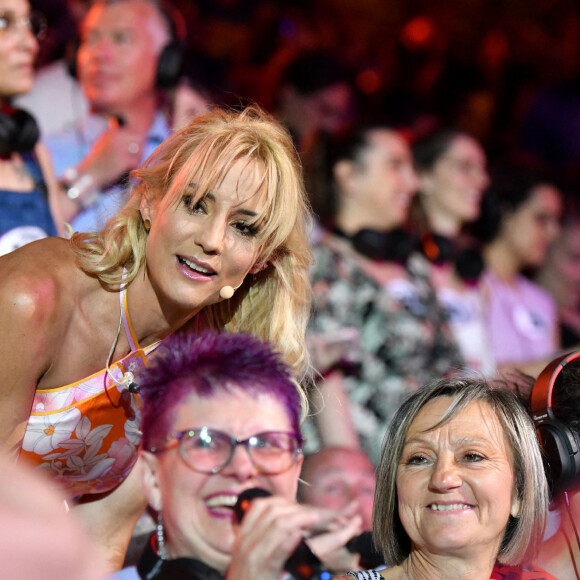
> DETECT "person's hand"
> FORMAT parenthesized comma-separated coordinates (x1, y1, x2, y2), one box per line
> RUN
(76, 116, 146, 189)
(226, 496, 321, 580)
(307, 501, 363, 574)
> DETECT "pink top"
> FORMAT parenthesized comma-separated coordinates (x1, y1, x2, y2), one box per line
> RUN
(482, 270, 557, 365)
(19, 287, 161, 498)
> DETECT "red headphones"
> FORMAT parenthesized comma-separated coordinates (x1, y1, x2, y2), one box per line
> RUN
(530, 350, 580, 495)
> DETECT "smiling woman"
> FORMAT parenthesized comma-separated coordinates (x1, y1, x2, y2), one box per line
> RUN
(337, 377, 553, 580)
(109, 330, 363, 580)
(0, 105, 313, 572)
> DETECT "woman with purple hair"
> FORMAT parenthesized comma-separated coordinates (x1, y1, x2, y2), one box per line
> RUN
(112, 329, 363, 579)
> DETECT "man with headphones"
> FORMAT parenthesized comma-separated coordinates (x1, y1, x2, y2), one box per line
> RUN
(45, 0, 184, 232)
(528, 350, 580, 579)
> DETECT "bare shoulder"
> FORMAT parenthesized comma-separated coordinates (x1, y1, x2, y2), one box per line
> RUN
(0, 239, 86, 454)
(0, 238, 81, 327)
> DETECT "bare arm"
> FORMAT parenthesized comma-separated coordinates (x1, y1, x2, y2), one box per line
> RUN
(34, 142, 76, 230)
(311, 371, 360, 450)
(0, 253, 60, 456)
(73, 456, 149, 573)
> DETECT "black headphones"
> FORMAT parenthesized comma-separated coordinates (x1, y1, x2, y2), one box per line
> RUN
(420, 232, 485, 282)
(332, 227, 420, 264)
(0, 106, 40, 157)
(68, 0, 186, 89)
(531, 350, 580, 496)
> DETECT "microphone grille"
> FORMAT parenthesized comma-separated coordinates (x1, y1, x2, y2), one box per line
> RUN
(234, 488, 271, 522)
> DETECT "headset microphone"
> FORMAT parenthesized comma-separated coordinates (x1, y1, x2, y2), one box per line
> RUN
(219, 283, 242, 300)
(234, 488, 331, 580)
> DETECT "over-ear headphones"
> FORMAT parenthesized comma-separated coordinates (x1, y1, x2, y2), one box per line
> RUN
(420, 232, 485, 282)
(531, 350, 580, 496)
(67, 0, 186, 89)
(0, 106, 40, 156)
(154, 1, 186, 88)
(332, 227, 420, 264)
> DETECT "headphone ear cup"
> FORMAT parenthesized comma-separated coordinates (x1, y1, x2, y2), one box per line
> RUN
(537, 421, 580, 495)
(156, 40, 184, 88)
(0, 111, 20, 156)
(0, 109, 39, 156)
(11, 109, 40, 153)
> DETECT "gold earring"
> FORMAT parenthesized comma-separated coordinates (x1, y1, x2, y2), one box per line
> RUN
(144, 218, 151, 232)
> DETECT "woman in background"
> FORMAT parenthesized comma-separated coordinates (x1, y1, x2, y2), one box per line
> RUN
(306, 121, 462, 462)
(412, 128, 494, 375)
(478, 165, 563, 372)
(535, 207, 580, 349)
(0, 0, 64, 255)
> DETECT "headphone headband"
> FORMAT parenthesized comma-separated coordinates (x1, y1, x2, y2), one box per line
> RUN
(531, 350, 580, 426)
(531, 349, 580, 495)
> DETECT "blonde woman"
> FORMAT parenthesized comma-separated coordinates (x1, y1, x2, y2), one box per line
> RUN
(0, 105, 313, 571)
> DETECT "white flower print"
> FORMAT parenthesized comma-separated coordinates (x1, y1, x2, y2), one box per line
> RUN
(22, 407, 82, 455)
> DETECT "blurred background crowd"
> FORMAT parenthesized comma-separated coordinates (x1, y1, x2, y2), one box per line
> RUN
(30, 0, 580, 188)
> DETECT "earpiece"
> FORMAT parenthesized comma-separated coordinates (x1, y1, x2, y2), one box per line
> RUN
(531, 350, 580, 495)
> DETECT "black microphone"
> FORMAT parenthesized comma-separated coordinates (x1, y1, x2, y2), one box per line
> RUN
(346, 531, 384, 570)
(234, 488, 330, 580)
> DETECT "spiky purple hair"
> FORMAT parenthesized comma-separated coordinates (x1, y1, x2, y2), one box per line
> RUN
(139, 330, 303, 450)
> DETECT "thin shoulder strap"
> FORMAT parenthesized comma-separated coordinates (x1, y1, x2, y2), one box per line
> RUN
(22, 150, 49, 200)
(120, 278, 139, 352)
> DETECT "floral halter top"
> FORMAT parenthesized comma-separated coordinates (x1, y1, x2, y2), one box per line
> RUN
(19, 286, 162, 498)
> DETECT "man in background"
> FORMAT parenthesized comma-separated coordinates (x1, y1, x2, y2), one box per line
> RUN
(46, 0, 183, 231)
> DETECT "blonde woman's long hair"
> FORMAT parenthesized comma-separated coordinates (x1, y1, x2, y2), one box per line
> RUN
(71, 105, 314, 383)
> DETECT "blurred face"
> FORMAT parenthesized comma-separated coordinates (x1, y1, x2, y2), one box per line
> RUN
(0, 0, 37, 99)
(348, 129, 418, 230)
(77, 0, 169, 113)
(304, 82, 354, 134)
(172, 82, 210, 132)
(143, 387, 303, 571)
(285, 82, 354, 144)
(397, 397, 520, 559)
(420, 135, 489, 229)
(301, 448, 375, 530)
(552, 224, 580, 307)
(501, 184, 562, 268)
(141, 159, 266, 317)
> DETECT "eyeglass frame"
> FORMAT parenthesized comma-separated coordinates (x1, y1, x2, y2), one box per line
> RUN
(149, 427, 304, 475)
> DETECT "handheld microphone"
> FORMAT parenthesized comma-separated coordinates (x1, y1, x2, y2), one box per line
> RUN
(234, 488, 330, 580)
(219, 283, 242, 300)
(345, 531, 384, 570)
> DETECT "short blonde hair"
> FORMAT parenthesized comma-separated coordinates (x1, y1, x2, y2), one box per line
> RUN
(71, 106, 314, 382)
(373, 377, 549, 567)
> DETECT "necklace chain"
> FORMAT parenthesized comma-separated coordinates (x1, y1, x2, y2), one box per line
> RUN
(403, 560, 412, 580)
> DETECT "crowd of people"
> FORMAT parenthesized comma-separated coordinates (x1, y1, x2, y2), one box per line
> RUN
(1, 0, 580, 578)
